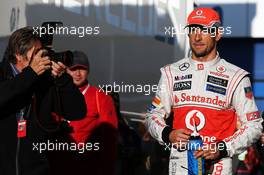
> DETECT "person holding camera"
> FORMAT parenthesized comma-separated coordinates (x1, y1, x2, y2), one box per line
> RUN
(0, 27, 86, 175)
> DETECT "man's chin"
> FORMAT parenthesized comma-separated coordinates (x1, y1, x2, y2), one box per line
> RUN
(74, 80, 88, 87)
(193, 51, 207, 58)
(74, 81, 83, 87)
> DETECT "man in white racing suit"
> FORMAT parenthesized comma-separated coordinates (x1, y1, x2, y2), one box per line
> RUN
(145, 7, 263, 175)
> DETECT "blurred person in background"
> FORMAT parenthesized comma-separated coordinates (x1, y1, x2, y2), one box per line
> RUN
(255, 112, 264, 175)
(234, 111, 264, 175)
(102, 86, 142, 175)
(234, 118, 261, 175)
(257, 132, 264, 174)
(0, 27, 86, 175)
(49, 50, 118, 175)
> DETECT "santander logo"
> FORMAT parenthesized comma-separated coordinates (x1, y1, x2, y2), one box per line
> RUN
(176, 93, 227, 108)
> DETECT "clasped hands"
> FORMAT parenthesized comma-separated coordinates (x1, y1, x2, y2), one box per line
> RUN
(169, 129, 221, 160)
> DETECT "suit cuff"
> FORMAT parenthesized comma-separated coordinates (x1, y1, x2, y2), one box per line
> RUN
(162, 126, 173, 144)
(54, 73, 72, 87)
(217, 141, 229, 158)
(23, 66, 38, 79)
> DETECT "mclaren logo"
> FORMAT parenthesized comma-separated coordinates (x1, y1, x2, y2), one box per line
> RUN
(179, 62, 190, 71)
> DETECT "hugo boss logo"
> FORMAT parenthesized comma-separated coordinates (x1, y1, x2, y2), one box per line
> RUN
(173, 81, 192, 91)
(179, 62, 190, 71)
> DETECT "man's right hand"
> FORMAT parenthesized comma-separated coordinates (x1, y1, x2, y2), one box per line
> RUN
(30, 49, 51, 75)
(169, 129, 192, 149)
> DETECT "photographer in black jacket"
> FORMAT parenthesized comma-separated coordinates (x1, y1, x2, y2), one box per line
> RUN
(0, 27, 86, 175)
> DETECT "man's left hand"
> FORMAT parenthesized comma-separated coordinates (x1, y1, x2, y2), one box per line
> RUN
(193, 143, 220, 160)
(51, 61, 67, 77)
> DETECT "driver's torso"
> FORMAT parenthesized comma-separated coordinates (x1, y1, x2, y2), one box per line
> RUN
(164, 56, 248, 144)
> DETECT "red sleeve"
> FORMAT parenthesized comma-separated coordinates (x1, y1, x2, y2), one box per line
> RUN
(98, 92, 118, 129)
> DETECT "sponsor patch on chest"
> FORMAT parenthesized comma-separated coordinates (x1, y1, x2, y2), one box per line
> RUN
(206, 84, 226, 95)
(173, 81, 192, 91)
(207, 75, 228, 87)
(174, 74, 192, 81)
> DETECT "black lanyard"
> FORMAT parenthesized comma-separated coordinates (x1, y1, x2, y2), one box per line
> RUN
(16, 104, 31, 121)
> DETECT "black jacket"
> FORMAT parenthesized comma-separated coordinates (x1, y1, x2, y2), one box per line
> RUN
(0, 60, 86, 175)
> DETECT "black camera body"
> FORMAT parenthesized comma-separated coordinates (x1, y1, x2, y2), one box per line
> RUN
(42, 47, 73, 67)
(40, 22, 73, 67)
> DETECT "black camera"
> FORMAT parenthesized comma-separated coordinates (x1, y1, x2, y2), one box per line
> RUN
(39, 22, 73, 67)
(42, 47, 73, 67)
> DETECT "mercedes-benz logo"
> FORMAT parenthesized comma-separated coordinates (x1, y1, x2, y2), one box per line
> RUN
(179, 62, 190, 71)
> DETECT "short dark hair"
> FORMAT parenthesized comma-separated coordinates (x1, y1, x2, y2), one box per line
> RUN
(3, 27, 40, 64)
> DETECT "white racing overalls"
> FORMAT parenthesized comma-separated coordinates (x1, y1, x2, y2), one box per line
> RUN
(145, 54, 263, 175)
